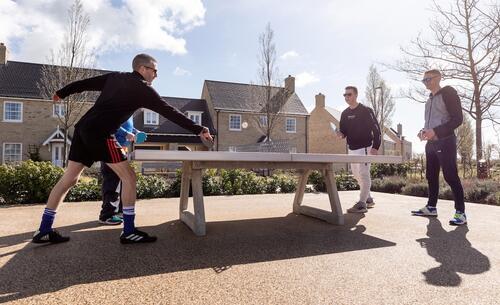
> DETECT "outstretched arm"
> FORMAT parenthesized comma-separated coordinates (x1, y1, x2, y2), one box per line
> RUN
(55, 73, 111, 99)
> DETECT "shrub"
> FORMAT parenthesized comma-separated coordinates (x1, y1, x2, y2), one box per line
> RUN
(402, 183, 429, 198)
(0, 161, 64, 204)
(307, 169, 358, 192)
(137, 174, 169, 199)
(485, 191, 500, 206)
(438, 186, 455, 200)
(336, 170, 359, 191)
(66, 179, 101, 202)
(371, 163, 410, 179)
(308, 170, 326, 192)
(463, 179, 498, 203)
(371, 176, 406, 193)
(272, 173, 297, 193)
(202, 169, 223, 196)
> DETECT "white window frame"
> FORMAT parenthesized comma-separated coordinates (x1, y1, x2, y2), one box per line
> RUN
(3, 101, 23, 122)
(3, 142, 22, 163)
(144, 110, 159, 125)
(229, 114, 242, 131)
(259, 115, 268, 127)
(53, 103, 66, 118)
(187, 111, 203, 125)
(286, 117, 296, 133)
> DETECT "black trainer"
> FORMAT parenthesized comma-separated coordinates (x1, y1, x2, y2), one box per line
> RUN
(120, 229, 157, 244)
(32, 230, 70, 244)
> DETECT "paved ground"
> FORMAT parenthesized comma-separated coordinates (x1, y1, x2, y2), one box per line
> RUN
(0, 191, 499, 305)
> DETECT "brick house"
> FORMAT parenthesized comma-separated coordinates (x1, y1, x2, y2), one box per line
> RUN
(308, 93, 412, 161)
(0, 43, 216, 166)
(133, 96, 216, 152)
(0, 43, 97, 166)
(201, 76, 309, 152)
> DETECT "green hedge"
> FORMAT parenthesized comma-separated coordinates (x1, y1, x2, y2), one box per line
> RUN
(307, 169, 358, 192)
(2, 161, 500, 206)
(0, 161, 64, 204)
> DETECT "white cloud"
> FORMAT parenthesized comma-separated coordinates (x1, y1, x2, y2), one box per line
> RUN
(0, 0, 206, 63)
(173, 66, 191, 76)
(280, 50, 299, 60)
(295, 72, 320, 88)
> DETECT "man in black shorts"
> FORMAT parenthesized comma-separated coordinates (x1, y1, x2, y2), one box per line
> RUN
(32, 53, 212, 244)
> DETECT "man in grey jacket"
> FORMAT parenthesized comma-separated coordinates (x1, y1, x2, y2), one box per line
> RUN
(411, 69, 466, 225)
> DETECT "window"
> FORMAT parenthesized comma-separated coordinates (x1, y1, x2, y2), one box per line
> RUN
(3, 143, 22, 163)
(53, 104, 66, 117)
(3, 101, 23, 122)
(289, 146, 297, 153)
(260, 115, 268, 127)
(187, 111, 202, 125)
(286, 117, 296, 133)
(229, 114, 241, 131)
(144, 110, 159, 125)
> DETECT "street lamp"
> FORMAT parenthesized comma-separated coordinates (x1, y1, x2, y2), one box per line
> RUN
(375, 86, 385, 155)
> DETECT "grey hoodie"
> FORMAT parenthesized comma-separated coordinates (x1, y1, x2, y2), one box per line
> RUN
(424, 85, 463, 139)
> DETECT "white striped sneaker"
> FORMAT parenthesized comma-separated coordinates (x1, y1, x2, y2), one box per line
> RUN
(120, 229, 157, 244)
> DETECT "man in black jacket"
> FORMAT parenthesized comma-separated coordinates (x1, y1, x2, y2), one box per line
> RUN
(411, 69, 466, 226)
(32, 53, 213, 244)
(337, 86, 381, 213)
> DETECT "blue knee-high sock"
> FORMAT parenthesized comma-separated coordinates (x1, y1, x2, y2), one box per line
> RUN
(39, 208, 56, 233)
(122, 206, 135, 235)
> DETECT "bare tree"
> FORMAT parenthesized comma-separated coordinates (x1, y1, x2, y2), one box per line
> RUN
(456, 114, 475, 177)
(392, 0, 500, 177)
(250, 23, 291, 142)
(365, 64, 396, 154)
(37, 0, 99, 167)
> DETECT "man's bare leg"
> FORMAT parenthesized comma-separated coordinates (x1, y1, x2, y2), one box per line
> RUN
(46, 161, 85, 210)
(106, 161, 136, 207)
(33, 161, 85, 243)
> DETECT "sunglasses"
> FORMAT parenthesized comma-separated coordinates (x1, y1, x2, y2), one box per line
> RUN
(421, 76, 436, 83)
(343, 93, 353, 97)
(143, 65, 158, 74)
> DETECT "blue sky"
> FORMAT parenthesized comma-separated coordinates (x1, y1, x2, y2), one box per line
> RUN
(1, 0, 497, 154)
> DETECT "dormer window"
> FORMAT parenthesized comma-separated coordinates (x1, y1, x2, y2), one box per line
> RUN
(187, 111, 203, 125)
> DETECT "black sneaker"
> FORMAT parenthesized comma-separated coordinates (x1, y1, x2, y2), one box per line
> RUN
(32, 230, 70, 244)
(120, 229, 157, 244)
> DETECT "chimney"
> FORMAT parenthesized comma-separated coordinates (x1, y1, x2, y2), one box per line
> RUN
(0, 43, 7, 65)
(315, 93, 325, 108)
(397, 123, 403, 138)
(285, 75, 295, 93)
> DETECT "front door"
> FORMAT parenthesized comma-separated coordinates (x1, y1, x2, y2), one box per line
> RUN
(52, 143, 64, 167)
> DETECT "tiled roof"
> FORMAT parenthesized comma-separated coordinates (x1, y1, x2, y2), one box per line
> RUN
(135, 96, 216, 139)
(204, 80, 308, 115)
(0, 60, 110, 99)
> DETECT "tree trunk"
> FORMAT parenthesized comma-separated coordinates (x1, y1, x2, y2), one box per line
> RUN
(63, 129, 69, 168)
(475, 106, 482, 178)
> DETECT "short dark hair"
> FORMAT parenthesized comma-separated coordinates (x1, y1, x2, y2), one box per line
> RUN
(424, 69, 441, 77)
(132, 53, 157, 71)
(345, 86, 358, 95)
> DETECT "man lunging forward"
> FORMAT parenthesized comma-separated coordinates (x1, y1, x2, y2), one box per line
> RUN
(32, 53, 212, 244)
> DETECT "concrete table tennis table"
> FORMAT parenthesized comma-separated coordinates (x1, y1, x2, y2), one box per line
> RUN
(131, 150, 402, 236)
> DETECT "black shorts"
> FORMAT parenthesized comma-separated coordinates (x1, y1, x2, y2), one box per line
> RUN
(68, 128, 127, 167)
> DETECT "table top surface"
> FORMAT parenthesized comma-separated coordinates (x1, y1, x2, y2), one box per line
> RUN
(131, 150, 403, 164)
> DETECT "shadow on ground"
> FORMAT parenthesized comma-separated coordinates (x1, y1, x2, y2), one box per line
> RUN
(417, 217, 490, 287)
(0, 213, 394, 302)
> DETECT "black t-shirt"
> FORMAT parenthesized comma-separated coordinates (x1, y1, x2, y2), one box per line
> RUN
(339, 103, 381, 150)
(56, 71, 204, 137)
